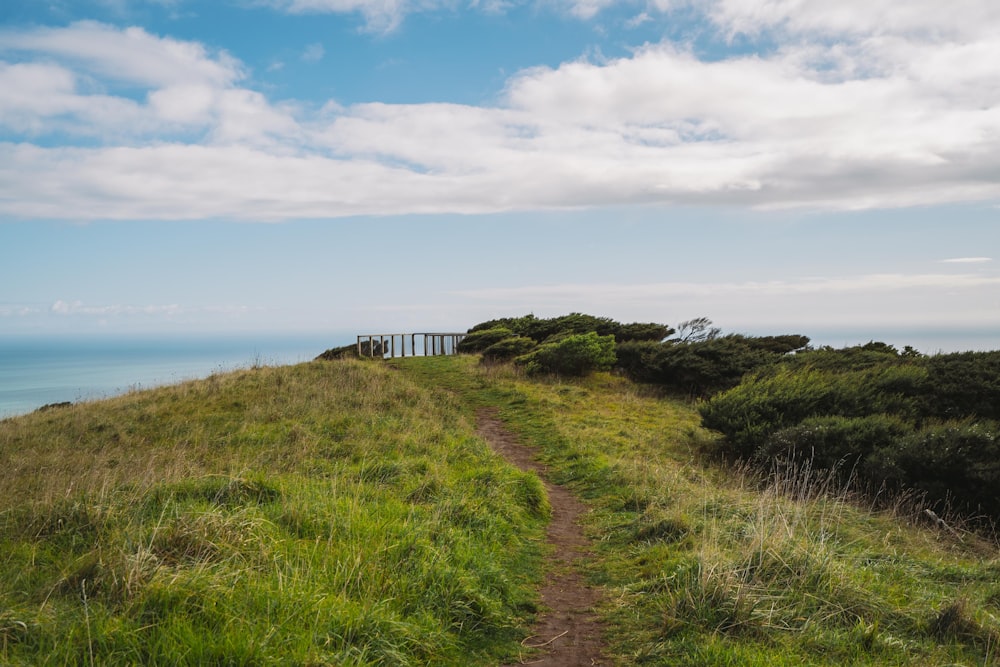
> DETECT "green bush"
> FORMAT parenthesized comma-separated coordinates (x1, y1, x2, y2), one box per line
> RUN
(778, 341, 910, 373)
(919, 351, 1000, 422)
(698, 350, 1000, 521)
(699, 365, 927, 457)
(457, 327, 516, 353)
(614, 340, 664, 383)
(759, 414, 913, 470)
(467, 313, 673, 344)
(481, 336, 537, 362)
(867, 420, 1000, 517)
(613, 322, 675, 343)
(515, 332, 617, 376)
(617, 334, 810, 397)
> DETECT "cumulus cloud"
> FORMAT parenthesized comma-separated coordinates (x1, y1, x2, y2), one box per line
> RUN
(0, 21, 242, 88)
(0, 22, 298, 147)
(1, 3, 1000, 220)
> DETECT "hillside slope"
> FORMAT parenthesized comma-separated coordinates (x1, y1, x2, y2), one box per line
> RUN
(0, 359, 546, 665)
(1, 355, 998, 665)
(398, 356, 1000, 666)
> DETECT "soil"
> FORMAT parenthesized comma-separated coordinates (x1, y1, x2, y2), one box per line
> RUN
(476, 408, 610, 667)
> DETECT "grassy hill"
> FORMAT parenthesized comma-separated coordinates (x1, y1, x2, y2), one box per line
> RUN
(2, 354, 998, 665)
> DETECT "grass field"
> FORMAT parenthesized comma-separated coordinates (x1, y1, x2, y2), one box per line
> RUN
(398, 356, 1000, 666)
(2, 354, 998, 665)
(0, 359, 546, 665)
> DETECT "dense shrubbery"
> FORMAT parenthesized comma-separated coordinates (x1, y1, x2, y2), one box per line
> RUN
(461, 313, 1000, 521)
(465, 313, 807, 389)
(457, 326, 517, 353)
(617, 334, 810, 396)
(469, 313, 672, 344)
(700, 348, 1000, 520)
(699, 364, 927, 456)
(515, 332, 617, 376)
(481, 335, 537, 362)
(920, 351, 1000, 421)
(873, 421, 1000, 518)
(463, 313, 669, 376)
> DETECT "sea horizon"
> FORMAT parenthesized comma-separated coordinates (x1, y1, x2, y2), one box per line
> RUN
(0, 331, 353, 419)
(1, 326, 996, 420)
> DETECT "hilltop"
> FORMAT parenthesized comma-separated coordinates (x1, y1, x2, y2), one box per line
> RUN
(1, 318, 998, 665)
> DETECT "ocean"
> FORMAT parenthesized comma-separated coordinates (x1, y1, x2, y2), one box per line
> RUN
(1, 327, 996, 420)
(0, 333, 351, 419)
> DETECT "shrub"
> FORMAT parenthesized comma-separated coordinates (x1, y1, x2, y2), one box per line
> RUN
(867, 420, 1000, 517)
(467, 313, 673, 344)
(480, 336, 537, 362)
(614, 341, 663, 383)
(515, 332, 617, 376)
(316, 344, 360, 360)
(614, 322, 675, 343)
(617, 334, 809, 397)
(758, 414, 913, 471)
(457, 327, 516, 353)
(779, 342, 908, 373)
(699, 365, 928, 457)
(919, 351, 1000, 422)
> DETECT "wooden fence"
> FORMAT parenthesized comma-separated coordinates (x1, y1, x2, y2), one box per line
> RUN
(356, 333, 467, 359)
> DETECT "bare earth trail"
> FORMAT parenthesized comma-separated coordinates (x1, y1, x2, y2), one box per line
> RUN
(475, 408, 610, 667)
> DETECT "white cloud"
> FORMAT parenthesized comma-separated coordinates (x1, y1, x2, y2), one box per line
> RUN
(301, 42, 325, 62)
(50, 299, 183, 316)
(258, 0, 454, 33)
(2, 7, 1000, 220)
(625, 11, 651, 28)
(941, 257, 993, 264)
(703, 0, 1000, 40)
(0, 304, 41, 317)
(0, 21, 242, 88)
(0, 23, 298, 146)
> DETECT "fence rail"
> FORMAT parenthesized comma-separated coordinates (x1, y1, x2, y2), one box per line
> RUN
(356, 333, 467, 359)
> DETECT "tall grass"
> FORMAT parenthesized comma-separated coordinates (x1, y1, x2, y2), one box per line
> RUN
(403, 357, 1000, 666)
(0, 359, 547, 665)
(7, 352, 998, 665)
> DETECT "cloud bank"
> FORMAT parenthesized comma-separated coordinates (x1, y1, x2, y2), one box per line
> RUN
(2, 1, 1000, 221)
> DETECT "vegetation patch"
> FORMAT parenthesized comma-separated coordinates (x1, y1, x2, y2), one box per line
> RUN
(400, 354, 1000, 666)
(0, 359, 546, 665)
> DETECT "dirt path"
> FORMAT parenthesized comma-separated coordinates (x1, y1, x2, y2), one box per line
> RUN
(476, 408, 609, 667)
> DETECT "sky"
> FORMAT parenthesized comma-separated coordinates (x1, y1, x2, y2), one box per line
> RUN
(0, 0, 998, 352)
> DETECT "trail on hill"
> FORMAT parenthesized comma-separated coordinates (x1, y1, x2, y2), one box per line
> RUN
(476, 408, 609, 667)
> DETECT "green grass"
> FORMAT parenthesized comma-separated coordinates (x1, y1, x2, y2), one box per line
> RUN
(0, 359, 546, 665)
(397, 356, 1000, 666)
(4, 353, 999, 665)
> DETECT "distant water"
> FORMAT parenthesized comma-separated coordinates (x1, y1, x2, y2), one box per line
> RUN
(802, 327, 1000, 356)
(2, 328, 995, 420)
(0, 333, 351, 419)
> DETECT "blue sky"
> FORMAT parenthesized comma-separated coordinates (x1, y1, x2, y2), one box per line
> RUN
(1, 0, 998, 351)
